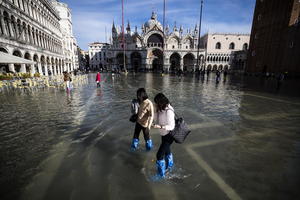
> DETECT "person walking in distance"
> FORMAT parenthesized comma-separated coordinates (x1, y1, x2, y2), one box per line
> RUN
(131, 88, 154, 151)
(63, 71, 72, 92)
(152, 93, 175, 178)
(96, 71, 101, 87)
(216, 70, 221, 83)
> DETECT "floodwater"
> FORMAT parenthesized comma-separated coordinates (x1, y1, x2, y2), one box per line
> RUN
(0, 73, 300, 200)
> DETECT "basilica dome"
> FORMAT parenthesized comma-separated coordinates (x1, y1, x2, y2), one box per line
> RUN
(144, 12, 163, 31)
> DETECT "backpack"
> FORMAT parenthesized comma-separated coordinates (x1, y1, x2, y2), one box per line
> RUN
(131, 99, 139, 114)
(129, 99, 139, 123)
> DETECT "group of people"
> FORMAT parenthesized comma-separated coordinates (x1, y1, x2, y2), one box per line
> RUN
(131, 88, 176, 178)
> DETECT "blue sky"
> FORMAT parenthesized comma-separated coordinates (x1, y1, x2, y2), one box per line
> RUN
(61, 0, 256, 50)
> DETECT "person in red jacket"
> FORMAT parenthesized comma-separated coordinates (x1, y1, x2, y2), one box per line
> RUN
(96, 72, 101, 87)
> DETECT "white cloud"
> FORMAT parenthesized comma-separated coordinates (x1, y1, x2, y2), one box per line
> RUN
(73, 11, 113, 49)
(71, 0, 253, 50)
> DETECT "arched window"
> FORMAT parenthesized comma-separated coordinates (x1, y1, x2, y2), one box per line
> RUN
(3, 12, 11, 37)
(229, 42, 235, 49)
(215, 42, 221, 49)
(243, 43, 248, 50)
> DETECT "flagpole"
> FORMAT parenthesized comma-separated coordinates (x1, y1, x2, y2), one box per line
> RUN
(122, 0, 127, 73)
(162, 0, 166, 73)
(196, 0, 203, 70)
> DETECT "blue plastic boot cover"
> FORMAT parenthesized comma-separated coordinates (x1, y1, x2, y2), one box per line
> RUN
(166, 153, 174, 169)
(131, 138, 139, 150)
(146, 139, 153, 150)
(156, 159, 166, 177)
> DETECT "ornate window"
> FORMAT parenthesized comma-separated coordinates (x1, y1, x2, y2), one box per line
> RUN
(229, 42, 235, 49)
(215, 42, 221, 49)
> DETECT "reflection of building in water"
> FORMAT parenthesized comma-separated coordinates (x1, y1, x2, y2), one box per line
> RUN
(106, 12, 250, 72)
(200, 33, 250, 72)
(108, 12, 205, 72)
(246, 0, 300, 76)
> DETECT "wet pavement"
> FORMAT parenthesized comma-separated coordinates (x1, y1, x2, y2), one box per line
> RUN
(0, 73, 300, 200)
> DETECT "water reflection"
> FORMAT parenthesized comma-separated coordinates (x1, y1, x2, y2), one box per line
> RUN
(0, 73, 299, 200)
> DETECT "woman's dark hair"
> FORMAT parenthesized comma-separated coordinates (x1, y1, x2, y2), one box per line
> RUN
(137, 88, 148, 103)
(154, 93, 170, 112)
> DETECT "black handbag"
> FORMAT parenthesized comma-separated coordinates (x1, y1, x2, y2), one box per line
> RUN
(169, 112, 191, 144)
(129, 114, 138, 123)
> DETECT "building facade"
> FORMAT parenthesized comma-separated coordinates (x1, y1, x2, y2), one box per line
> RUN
(88, 42, 109, 71)
(0, 0, 78, 76)
(50, 0, 78, 72)
(200, 33, 250, 71)
(77, 46, 88, 71)
(246, 0, 300, 76)
(108, 12, 205, 72)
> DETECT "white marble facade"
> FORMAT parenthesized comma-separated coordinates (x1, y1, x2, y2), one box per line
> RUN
(108, 12, 205, 72)
(88, 42, 109, 71)
(0, 0, 78, 75)
(201, 33, 250, 71)
(108, 12, 250, 72)
(51, 0, 79, 72)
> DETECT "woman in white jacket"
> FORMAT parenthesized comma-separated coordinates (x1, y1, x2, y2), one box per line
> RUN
(152, 93, 175, 178)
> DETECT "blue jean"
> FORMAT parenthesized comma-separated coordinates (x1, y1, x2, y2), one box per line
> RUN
(156, 133, 174, 160)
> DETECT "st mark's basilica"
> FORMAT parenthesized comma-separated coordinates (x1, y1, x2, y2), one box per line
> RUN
(107, 12, 205, 72)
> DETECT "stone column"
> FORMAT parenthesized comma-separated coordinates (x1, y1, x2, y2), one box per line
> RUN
(44, 64, 48, 76)
(53, 64, 57, 76)
(8, 20, 14, 38)
(37, 63, 42, 74)
(8, 64, 15, 73)
(29, 30, 33, 44)
(20, 64, 26, 73)
(30, 64, 35, 75)
(180, 58, 184, 71)
(0, 16, 8, 36)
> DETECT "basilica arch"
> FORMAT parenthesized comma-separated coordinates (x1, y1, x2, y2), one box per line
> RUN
(131, 52, 142, 72)
(147, 33, 164, 48)
(148, 48, 163, 72)
(169, 52, 181, 72)
(183, 53, 195, 72)
(116, 53, 128, 70)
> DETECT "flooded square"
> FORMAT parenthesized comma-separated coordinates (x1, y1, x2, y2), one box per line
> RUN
(0, 73, 300, 200)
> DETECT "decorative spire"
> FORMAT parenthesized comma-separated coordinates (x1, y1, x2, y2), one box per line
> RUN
(165, 24, 170, 34)
(126, 21, 131, 33)
(142, 24, 145, 33)
(112, 20, 116, 32)
(151, 11, 157, 20)
(173, 21, 178, 32)
(179, 25, 183, 32)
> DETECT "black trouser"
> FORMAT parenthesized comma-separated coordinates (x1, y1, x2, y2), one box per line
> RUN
(156, 133, 174, 160)
(133, 122, 150, 141)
